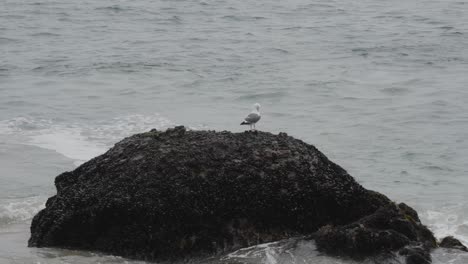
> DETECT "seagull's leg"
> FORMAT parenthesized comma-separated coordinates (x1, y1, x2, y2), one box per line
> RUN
(253, 123, 256, 130)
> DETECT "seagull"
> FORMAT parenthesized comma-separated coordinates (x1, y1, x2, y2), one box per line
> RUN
(240, 103, 261, 130)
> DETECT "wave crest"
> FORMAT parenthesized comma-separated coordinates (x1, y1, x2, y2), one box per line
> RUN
(0, 196, 45, 225)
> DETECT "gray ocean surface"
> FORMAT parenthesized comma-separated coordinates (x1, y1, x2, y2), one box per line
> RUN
(1, 0, 468, 263)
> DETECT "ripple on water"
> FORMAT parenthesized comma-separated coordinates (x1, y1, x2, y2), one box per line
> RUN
(381, 87, 410, 95)
(420, 165, 454, 172)
(0, 37, 21, 45)
(267, 48, 290, 54)
(30, 32, 61, 37)
(95, 5, 130, 12)
(236, 91, 288, 101)
(4, 101, 37, 107)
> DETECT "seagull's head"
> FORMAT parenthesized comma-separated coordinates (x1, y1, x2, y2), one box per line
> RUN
(254, 103, 261, 112)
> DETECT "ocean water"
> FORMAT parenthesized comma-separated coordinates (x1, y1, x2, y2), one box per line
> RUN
(1, 0, 468, 263)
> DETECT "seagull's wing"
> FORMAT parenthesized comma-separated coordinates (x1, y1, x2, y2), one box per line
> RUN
(244, 112, 261, 123)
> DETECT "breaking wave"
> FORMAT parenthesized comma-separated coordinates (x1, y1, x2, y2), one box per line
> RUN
(0, 196, 45, 225)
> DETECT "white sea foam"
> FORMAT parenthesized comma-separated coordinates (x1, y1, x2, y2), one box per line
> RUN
(224, 241, 281, 260)
(222, 239, 367, 264)
(421, 204, 468, 246)
(29, 131, 108, 166)
(0, 114, 174, 166)
(263, 247, 279, 264)
(0, 196, 45, 225)
(0, 117, 53, 135)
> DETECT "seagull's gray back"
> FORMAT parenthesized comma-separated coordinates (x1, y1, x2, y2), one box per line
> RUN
(244, 112, 261, 124)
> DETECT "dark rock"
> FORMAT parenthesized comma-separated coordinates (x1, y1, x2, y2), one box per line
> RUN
(439, 236, 468, 252)
(29, 128, 436, 263)
(400, 246, 432, 264)
(315, 203, 436, 259)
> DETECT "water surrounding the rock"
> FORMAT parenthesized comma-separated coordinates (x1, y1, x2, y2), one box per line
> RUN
(1, 0, 467, 263)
